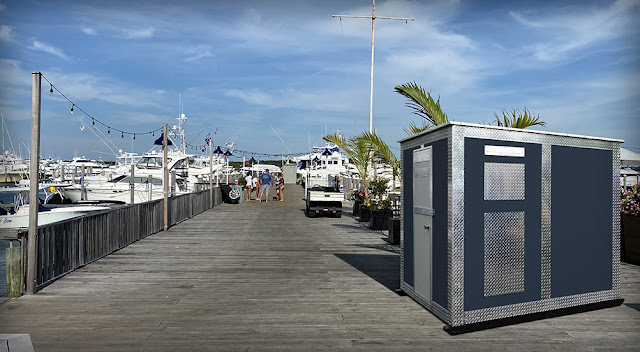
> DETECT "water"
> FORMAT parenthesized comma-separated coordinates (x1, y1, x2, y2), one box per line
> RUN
(0, 240, 9, 297)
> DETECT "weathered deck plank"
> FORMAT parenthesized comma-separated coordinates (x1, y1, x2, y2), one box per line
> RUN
(0, 186, 639, 351)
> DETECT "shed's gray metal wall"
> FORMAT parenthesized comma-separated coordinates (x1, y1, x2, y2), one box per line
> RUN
(550, 145, 613, 297)
(463, 138, 542, 311)
(401, 138, 448, 309)
(399, 122, 621, 328)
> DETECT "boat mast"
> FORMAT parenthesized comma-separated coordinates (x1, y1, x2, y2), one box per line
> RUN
(332, 1, 414, 133)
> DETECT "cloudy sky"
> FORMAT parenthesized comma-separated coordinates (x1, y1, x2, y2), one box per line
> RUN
(0, 0, 638, 160)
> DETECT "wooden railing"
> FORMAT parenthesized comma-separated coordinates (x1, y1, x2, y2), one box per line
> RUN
(28, 187, 223, 290)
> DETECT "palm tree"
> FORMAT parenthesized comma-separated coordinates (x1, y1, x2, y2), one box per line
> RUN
(361, 132, 400, 189)
(403, 121, 430, 135)
(323, 132, 372, 203)
(394, 82, 449, 135)
(493, 108, 546, 129)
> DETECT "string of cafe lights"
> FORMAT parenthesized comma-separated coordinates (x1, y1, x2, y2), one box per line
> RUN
(42, 74, 341, 157)
(183, 140, 315, 159)
(41, 74, 164, 140)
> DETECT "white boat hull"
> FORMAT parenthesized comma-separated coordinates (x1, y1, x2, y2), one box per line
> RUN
(0, 205, 111, 229)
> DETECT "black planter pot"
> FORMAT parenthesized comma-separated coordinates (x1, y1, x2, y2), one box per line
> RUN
(358, 208, 371, 222)
(388, 218, 400, 245)
(353, 201, 362, 217)
(369, 209, 392, 230)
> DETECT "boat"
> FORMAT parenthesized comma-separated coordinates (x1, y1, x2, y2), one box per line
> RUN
(59, 113, 209, 203)
(59, 148, 193, 204)
(0, 192, 111, 229)
(0, 151, 29, 183)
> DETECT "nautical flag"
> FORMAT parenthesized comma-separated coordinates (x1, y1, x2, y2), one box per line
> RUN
(214, 127, 218, 134)
(203, 133, 211, 150)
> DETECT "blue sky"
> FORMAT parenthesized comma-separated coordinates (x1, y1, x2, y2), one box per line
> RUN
(0, 0, 638, 160)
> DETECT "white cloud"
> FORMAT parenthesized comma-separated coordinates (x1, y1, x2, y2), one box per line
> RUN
(381, 48, 478, 94)
(0, 25, 13, 42)
(120, 27, 154, 39)
(43, 71, 167, 108)
(81, 27, 97, 35)
(184, 45, 213, 62)
(511, 0, 640, 62)
(0, 59, 30, 88)
(224, 88, 366, 113)
(31, 40, 71, 61)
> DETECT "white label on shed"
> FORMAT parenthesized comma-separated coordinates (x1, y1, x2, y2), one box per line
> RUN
(484, 145, 525, 158)
(414, 148, 431, 163)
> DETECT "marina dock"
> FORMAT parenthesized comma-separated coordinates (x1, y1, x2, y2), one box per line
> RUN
(0, 185, 639, 351)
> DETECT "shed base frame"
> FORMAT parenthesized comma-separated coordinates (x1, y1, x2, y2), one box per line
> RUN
(443, 298, 624, 335)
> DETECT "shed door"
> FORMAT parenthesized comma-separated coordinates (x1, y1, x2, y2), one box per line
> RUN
(413, 146, 433, 301)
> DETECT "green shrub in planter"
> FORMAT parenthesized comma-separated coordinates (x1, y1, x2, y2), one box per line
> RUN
(621, 183, 640, 263)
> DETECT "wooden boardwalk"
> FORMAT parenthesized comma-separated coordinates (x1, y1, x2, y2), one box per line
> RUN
(0, 186, 639, 351)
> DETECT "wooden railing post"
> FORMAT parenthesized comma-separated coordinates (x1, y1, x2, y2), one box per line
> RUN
(26, 71, 41, 295)
(163, 123, 168, 231)
(6, 241, 23, 297)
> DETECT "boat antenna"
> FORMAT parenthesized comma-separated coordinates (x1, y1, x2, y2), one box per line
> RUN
(269, 124, 293, 155)
(2, 113, 17, 155)
(1, 113, 4, 153)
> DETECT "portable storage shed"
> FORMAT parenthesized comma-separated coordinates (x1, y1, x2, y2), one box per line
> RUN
(399, 122, 623, 333)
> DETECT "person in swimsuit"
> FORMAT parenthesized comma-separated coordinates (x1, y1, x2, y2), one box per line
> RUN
(244, 172, 252, 202)
(254, 172, 260, 200)
(275, 173, 284, 201)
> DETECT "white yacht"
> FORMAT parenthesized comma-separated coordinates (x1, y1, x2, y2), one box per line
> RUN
(59, 148, 192, 204)
(0, 190, 111, 229)
(0, 151, 29, 183)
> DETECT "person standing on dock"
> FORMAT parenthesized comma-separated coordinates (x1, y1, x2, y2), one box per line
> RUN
(244, 172, 253, 202)
(258, 169, 272, 203)
(275, 173, 284, 202)
(254, 172, 260, 200)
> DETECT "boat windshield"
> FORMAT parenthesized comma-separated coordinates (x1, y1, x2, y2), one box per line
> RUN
(137, 157, 170, 169)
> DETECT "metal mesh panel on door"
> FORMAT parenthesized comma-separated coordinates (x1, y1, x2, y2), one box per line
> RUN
(484, 211, 525, 297)
(484, 162, 525, 200)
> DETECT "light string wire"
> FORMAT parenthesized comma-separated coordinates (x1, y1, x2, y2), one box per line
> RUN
(182, 139, 321, 159)
(41, 74, 163, 138)
(41, 74, 338, 158)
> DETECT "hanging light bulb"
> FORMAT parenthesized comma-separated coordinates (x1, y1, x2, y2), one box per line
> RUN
(92, 119, 95, 126)
(133, 134, 136, 140)
(70, 104, 74, 115)
(121, 131, 124, 138)
(49, 84, 53, 95)
(108, 127, 110, 134)
(152, 131, 155, 137)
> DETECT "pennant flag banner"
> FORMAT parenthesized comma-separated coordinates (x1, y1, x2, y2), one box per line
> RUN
(154, 133, 173, 146)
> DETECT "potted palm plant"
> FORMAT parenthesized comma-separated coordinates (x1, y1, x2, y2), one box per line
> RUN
(353, 191, 364, 217)
(323, 132, 372, 218)
(621, 183, 640, 264)
(368, 176, 392, 230)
